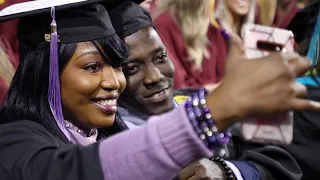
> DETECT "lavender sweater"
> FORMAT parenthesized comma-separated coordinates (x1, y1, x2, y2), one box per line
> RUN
(98, 105, 212, 179)
(0, 105, 211, 180)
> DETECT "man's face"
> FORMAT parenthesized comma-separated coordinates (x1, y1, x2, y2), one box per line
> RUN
(121, 26, 175, 115)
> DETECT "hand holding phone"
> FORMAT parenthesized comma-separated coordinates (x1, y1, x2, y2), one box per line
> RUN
(239, 23, 295, 145)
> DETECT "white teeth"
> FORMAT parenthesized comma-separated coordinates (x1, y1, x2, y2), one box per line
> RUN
(97, 99, 116, 106)
(152, 91, 164, 97)
(237, 2, 248, 6)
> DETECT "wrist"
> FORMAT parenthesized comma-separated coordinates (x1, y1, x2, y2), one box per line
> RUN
(206, 86, 245, 131)
(185, 89, 232, 157)
(211, 157, 236, 180)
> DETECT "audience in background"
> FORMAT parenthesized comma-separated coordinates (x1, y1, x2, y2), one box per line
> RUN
(257, 0, 301, 28)
(256, 0, 277, 26)
(274, 0, 301, 28)
(215, 0, 256, 36)
(0, 0, 27, 64)
(152, 0, 227, 90)
(0, 0, 28, 104)
(0, 37, 15, 104)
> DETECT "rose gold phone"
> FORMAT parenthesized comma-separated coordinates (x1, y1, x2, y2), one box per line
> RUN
(239, 23, 295, 145)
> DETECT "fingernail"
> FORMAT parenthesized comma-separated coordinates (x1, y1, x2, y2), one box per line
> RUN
(310, 100, 320, 109)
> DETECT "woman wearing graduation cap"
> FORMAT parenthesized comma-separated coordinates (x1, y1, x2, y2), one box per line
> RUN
(0, 0, 318, 180)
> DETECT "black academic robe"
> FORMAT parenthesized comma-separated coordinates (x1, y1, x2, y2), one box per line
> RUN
(0, 120, 104, 180)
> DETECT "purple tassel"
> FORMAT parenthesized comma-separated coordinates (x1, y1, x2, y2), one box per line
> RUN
(48, 7, 73, 142)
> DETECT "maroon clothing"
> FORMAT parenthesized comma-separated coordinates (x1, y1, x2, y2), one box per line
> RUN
(273, 7, 301, 28)
(153, 11, 227, 89)
(0, 78, 7, 104)
(0, 38, 14, 104)
(0, 36, 16, 105)
(272, 1, 301, 28)
(0, 0, 29, 66)
(0, 0, 29, 104)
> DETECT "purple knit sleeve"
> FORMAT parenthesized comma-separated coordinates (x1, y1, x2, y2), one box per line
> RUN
(98, 104, 213, 180)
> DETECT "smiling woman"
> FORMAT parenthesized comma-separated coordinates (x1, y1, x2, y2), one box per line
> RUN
(0, 1, 319, 180)
(1, 2, 130, 142)
(60, 42, 126, 129)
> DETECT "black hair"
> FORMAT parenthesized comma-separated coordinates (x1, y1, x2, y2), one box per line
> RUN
(0, 38, 128, 143)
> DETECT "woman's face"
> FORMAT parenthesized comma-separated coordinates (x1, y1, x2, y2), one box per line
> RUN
(60, 42, 126, 129)
(226, 0, 251, 16)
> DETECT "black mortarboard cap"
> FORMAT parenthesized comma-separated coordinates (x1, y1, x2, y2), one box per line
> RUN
(0, 0, 144, 22)
(0, 0, 142, 61)
(0, 0, 143, 142)
(109, 1, 153, 39)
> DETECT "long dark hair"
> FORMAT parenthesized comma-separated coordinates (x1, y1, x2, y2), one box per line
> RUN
(0, 38, 128, 143)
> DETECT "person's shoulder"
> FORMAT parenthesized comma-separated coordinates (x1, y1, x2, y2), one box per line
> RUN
(0, 120, 61, 145)
(0, 120, 46, 132)
(117, 106, 129, 117)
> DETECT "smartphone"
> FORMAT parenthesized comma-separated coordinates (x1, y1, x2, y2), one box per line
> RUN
(239, 23, 295, 145)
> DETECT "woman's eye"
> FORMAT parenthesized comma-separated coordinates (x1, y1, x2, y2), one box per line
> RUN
(83, 63, 102, 73)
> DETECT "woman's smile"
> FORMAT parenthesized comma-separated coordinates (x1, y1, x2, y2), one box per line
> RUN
(92, 97, 118, 115)
(61, 42, 126, 128)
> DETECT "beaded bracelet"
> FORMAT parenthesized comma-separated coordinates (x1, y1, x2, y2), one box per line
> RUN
(185, 88, 232, 158)
(211, 157, 235, 180)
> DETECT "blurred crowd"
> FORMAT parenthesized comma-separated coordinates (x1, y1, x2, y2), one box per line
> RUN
(0, 0, 319, 180)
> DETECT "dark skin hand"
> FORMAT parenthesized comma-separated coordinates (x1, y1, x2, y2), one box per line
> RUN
(179, 32, 318, 180)
(178, 158, 227, 180)
(206, 33, 320, 131)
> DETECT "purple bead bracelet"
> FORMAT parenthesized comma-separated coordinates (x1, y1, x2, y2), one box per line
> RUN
(185, 88, 231, 157)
